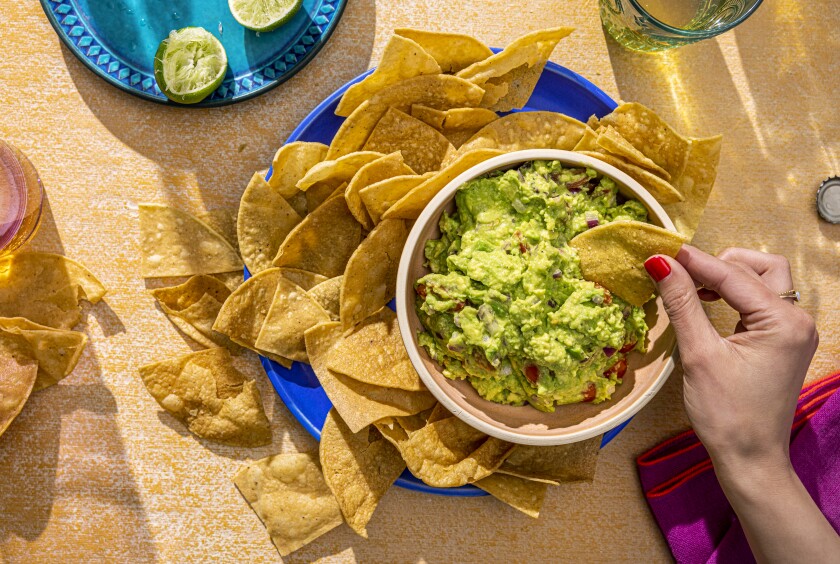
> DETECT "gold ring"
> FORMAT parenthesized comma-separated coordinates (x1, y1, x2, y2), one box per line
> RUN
(779, 289, 800, 302)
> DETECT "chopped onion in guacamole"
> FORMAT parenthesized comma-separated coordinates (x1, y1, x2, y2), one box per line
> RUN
(415, 160, 649, 412)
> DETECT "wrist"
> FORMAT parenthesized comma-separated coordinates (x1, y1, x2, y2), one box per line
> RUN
(711, 448, 796, 501)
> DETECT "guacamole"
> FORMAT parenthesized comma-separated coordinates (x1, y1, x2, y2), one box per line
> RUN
(415, 160, 650, 412)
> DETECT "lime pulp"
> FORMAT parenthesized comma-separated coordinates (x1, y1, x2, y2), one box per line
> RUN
(228, 0, 303, 32)
(153, 27, 228, 105)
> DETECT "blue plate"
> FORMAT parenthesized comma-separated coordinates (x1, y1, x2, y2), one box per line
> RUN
(257, 58, 625, 497)
(40, 0, 347, 107)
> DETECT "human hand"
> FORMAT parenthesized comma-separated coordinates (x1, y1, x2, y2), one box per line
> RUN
(643, 246, 818, 475)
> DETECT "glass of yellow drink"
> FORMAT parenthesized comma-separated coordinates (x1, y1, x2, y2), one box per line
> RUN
(0, 141, 44, 255)
(600, 0, 764, 52)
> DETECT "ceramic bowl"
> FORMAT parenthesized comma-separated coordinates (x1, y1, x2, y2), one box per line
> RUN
(396, 149, 678, 446)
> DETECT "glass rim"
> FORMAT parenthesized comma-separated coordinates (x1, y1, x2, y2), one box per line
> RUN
(625, 0, 764, 38)
(15, 176, 45, 249)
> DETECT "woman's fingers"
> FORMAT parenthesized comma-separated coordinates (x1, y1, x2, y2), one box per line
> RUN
(697, 287, 722, 302)
(675, 246, 781, 316)
(716, 247, 794, 295)
(644, 255, 720, 361)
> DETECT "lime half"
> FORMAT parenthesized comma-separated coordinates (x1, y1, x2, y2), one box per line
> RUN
(154, 27, 228, 105)
(229, 0, 303, 32)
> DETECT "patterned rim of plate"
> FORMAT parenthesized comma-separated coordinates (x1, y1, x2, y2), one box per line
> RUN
(39, 0, 348, 107)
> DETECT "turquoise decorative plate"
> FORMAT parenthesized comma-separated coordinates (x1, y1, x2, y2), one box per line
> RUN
(40, 0, 347, 107)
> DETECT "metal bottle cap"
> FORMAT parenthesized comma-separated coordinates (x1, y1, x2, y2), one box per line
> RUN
(817, 177, 840, 224)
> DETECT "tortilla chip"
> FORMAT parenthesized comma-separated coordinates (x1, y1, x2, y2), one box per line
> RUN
(363, 108, 454, 175)
(269, 142, 329, 198)
(586, 114, 600, 130)
(409, 104, 446, 129)
(663, 135, 723, 240)
(139, 203, 243, 278)
(0, 252, 106, 330)
(597, 102, 692, 180)
(382, 149, 504, 220)
(474, 473, 548, 518)
(151, 275, 241, 352)
(320, 409, 405, 538)
(305, 322, 436, 433)
(596, 125, 670, 180)
(442, 128, 484, 149)
(329, 308, 423, 391)
(374, 409, 432, 450)
(457, 27, 574, 111)
(305, 181, 344, 213)
(326, 74, 486, 160)
(284, 190, 309, 218)
(576, 151, 684, 205)
(360, 173, 432, 225)
(394, 28, 493, 73)
(340, 219, 409, 329)
(233, 453, 343, 557)
(573, 126, 599, 151)
(296, 151, 385, 192)
(304, 184, 335, 212)
(0, 352, 38, 438)
(276, 268, 328, 290)
(336, 35, 442, 117)
(255, 277, 330, 362)
(570, 220, 688, 307)
(480, 64, 535, 111)
(212, 268, 289, 362)
(272, 195, 362, 278)
(237, 172, 303, 274)
(477, 80, 508, 107)
(458, 111, 586, 154)
(426, 402, 450, 424)
(138, 347, 271, 447)
(458, 28, 572, 85)
(0, 317, 87, 391)
(443, 107, 499, 130)
(344, 152, 414, 228)
(400, 416, 514, 487)
(264, 352, 294, 369)
(308, 276, 342, 321)
(498, 437, 601, 485)
(198, 208, 239, 252)
(214, 271, 245, 291)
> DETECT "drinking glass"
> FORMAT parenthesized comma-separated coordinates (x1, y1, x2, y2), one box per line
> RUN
(599, 0, 764, 52)
(0, 141, 44, 255)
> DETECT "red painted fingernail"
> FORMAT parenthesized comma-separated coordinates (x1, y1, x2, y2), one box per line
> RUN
(644, 256, 671, 282)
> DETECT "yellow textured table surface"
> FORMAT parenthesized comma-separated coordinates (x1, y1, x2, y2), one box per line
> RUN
(1, 0, 838, 562)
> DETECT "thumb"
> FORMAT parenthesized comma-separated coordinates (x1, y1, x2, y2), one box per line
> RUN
(644, 255, 720, 361)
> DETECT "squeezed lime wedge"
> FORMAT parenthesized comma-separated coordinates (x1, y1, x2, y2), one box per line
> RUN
(153, 27, 228, 105)
(229, 0, 303, 32)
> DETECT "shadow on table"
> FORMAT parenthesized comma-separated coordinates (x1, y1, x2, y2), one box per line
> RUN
(26, 191, 63, 255)
(0, 381, 158, 562)
(2, 195, 148, 559)
(61, 0, 376, 213)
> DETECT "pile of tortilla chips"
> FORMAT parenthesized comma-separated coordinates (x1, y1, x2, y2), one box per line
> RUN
(135, 202, 277, 446)
(131, 26, 722, 557)
(0, 252, 105, 440)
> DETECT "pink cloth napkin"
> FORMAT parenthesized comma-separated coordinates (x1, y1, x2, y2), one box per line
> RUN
(637, 372, 840, 563)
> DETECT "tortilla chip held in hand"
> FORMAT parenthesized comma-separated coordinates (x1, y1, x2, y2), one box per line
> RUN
(570, 220, 688, 307)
